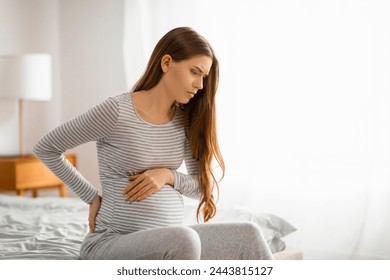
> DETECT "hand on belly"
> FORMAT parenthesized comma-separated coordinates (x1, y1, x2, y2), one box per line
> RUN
(123, 168, 174, 201)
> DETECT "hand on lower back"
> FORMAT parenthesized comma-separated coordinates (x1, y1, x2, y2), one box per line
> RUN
(89, 194, 101, 233)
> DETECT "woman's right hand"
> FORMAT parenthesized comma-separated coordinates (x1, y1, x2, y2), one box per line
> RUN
(89, 194, 101, 233)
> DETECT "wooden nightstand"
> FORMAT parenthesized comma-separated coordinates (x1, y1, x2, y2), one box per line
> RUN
(0, 154, 77, 197)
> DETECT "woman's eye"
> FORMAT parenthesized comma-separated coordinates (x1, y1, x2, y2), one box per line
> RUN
(191, 69, 198, 75)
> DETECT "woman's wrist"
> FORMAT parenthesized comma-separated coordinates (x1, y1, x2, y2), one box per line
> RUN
(90, 193, 100, 204)
(165, 168, 174, 186)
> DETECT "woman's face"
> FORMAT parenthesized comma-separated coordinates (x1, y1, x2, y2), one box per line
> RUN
(162, 55, 213, 104)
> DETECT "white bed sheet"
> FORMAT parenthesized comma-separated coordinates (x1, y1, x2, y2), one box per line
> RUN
(0, 195, 88, 259)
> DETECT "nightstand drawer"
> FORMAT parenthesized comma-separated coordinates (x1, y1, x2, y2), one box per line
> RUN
(0, 154, 77, 196)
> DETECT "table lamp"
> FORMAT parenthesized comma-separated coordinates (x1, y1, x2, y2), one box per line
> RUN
(0, 54, 52, 156)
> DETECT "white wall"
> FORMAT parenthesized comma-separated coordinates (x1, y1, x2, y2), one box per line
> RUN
(0, 0, 61, 155)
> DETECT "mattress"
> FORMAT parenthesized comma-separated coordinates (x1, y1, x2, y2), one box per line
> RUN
(273, 250, 303, 260)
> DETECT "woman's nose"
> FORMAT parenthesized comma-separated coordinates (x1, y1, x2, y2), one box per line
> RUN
(194, 77, 203, 90)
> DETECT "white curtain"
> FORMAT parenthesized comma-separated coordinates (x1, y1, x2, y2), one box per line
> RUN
(123, 0, 390, 259)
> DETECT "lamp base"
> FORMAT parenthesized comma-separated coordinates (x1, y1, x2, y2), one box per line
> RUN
(19, 98, 25, 156)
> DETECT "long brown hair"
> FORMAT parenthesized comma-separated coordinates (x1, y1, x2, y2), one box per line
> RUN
(132, 27, 225, 222)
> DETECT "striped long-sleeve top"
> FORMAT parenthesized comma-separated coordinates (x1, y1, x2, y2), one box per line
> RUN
(33, 92, 201, 233)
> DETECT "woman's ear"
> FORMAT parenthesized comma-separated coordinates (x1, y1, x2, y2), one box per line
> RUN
(161, 54, 172, 73)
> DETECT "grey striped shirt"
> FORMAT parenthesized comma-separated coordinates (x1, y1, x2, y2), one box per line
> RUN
(33, 92, 200, 233)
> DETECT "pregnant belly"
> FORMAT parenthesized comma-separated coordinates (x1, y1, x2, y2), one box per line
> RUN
(110, 185, 184, 233)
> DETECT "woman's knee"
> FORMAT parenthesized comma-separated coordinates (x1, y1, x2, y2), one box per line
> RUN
(240, 222, 263, 236)
(239, 222, 269, 242)
(239, 222, 273, 259)
(168, 226, 201, 260)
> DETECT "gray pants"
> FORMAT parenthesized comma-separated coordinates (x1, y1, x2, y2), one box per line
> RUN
(80, 222, 274, 260)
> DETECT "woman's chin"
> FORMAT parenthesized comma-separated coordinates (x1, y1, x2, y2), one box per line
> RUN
(179, 99, 191, 105)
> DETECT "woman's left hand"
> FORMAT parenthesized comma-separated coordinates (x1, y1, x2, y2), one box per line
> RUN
(123, 168, 174, 201)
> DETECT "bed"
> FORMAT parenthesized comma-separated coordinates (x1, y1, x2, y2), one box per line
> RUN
(0, 194, 302, 260)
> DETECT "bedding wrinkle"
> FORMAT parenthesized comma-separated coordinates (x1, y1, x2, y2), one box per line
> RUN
(0, 196, 89, 259)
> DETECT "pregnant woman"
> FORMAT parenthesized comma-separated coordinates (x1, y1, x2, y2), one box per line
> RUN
(34, 27, 273, 260)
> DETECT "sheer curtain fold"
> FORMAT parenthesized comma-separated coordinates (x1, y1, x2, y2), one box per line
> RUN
(122, 0, 390, 259)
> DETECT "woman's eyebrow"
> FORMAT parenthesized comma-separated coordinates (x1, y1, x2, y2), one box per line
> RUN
(194, 66, 209, 76)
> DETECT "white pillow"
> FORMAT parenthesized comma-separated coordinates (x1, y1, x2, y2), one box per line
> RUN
(183, 204, 297, 253)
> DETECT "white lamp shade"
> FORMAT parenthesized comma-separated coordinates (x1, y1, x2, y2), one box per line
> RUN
(0, 54, 52, 101)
